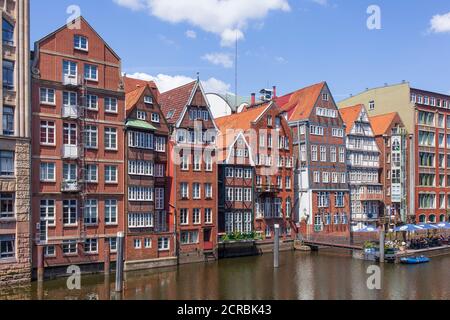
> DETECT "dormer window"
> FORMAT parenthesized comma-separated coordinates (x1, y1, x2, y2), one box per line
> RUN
(144, 96, 153, 104)
(167, 110, 175, 119)
(369, 100, 375, 111)
(151, 113, 160, 123)
(74, 35, 88, 51)
(137, 111, 146, 120)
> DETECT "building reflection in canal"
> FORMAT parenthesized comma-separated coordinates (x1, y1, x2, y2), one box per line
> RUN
(0, 250, 449, 300)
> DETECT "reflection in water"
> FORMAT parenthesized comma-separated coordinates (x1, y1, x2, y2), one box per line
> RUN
(1, 250, 449, 300)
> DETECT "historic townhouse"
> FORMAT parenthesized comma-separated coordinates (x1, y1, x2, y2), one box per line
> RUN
(369, 112, 409, 226)
(159, 79, 218, 263)
(216, 131, 255, 238)
(339, 82, 450, 224)
(31, 17, 125, 276)
(216, 101, 295, 240)
(0, 0, 31, 285)
(276, 82, 350, 237)
(339, 105, 382, 230)
(122, 76, 176, 270)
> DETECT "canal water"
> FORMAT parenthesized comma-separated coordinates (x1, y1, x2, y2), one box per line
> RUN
(2, 250, 449, 300)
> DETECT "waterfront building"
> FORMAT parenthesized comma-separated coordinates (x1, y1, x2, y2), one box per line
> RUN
(216, 130, 255, 238)
(369, 112, 409, 226)
(339, 104, 382, 230)
(339, 82, 450, 224)
(31, 17, 125, 275)
(215, 100, 295, 240)
(275, 83, 350, 237)
(0, 0, 31, 285)
(159, 80, 219, 263)
(122, 76, 176, 270)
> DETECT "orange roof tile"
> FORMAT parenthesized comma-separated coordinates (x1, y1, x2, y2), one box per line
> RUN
(125, 86, 146, 112)
(369, 112, 400, 136)
(159, 81, 197, 125)
(275, 82, 325, 121)
(339, 104, 364, 134)
(123, 76, 160, 100)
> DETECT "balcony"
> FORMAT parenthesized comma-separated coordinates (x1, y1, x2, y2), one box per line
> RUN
(61, 180, 80, 192)
(62, 145, 79, 159)
(256, 184, 279, 193)
(62, 74, 81, 87)
(62, 105, 79, 119)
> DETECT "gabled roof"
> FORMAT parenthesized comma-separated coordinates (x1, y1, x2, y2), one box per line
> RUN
(275, 82, 325, 122)
(125, 85, 147, 113)
(215, 102, 271, 133)
(369, 112, 400, 136)
(159, 81, 197, 125)
(34, 16, 121, 61)
(339, 104, 365, 134)
(123, 76, 160, 99)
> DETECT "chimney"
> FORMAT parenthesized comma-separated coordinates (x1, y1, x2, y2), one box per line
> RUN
(272, 86, 277, 99)
(251, 93, 256, 105)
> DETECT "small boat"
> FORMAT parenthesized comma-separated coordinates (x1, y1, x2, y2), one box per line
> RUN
(400, 256, 430, 265)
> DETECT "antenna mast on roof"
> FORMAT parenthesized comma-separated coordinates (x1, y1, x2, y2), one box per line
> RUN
(234, 30, 238, 111)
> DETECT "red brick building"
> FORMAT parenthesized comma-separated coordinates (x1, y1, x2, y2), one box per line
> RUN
(122, 76, 176, 270)
(369, 112, 409, 226)
(159, 80, 219, 263)
(31, 17, 125, 275)
(215, 101, 295, 240)
(276, 82, 350, 237)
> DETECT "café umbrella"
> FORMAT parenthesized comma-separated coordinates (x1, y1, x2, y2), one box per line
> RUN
(436, 222, 450, 230)
(394, 224, 424, 232)
(354, 226, 378, 233)
(417, 223, 439, 230)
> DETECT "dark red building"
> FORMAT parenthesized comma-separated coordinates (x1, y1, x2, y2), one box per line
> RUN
(159, 80, 219, 263)
(122, 76, 176, 270)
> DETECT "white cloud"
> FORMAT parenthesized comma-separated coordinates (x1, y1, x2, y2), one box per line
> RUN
(126, 72, 231, 94)
(275, 56, 287, 64)
(202, 53, 234, 68)
(430, 12, 450, 33)
(113, 0, 290, 46)
(185, 30, 197, 39)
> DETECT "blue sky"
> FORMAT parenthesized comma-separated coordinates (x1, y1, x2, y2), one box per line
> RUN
(31, 0, 450, 100)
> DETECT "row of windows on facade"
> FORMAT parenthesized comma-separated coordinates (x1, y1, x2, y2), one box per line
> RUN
(225, 187, 253, 202)
(179, 208, 213, 225)
(255, 154, 294, 168)
(418, 111, 450, 127)
(313, 171, 347, 184)
(412, 93, 450, 110)
(303, 145, 346, 163)
(39, 162, 166, 184)
(418, 193, 450, 210)
(39, 199, 118, 226)
(62, 59, 100, 82)
(179, 154, 213, 171)
(316, 192, 347, 208)
(418, 130, 450, 149)
(297, 124, 344, 138)
(39, 199, 167, 230)
(176, 129, 216, 144)
(225, 167, 253, 179)
(257, 133, 290, 150)
(40, 88, 121, 114)
(314, 213, 348, 228)
(419, 173, 450, 188)
(255, 175, 292, 189)
(40, 121, 119, 150)
(351, 201, 379, 216)
(37, 236, 171, 259)
(347, 137, 378, 152)
(180, 183, 213, 200)
(224, 212, 252, 235)
(418, 152, 449, 168)
(254, 198, 291, 219)
(418, 214, 448, 224)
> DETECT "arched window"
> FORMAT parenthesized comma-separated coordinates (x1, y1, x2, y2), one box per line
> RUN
(419, 215, 426, 223)
(429, 214, 436, 223)
(2, 19, 14, 45)
(439, 214, 446, 222)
